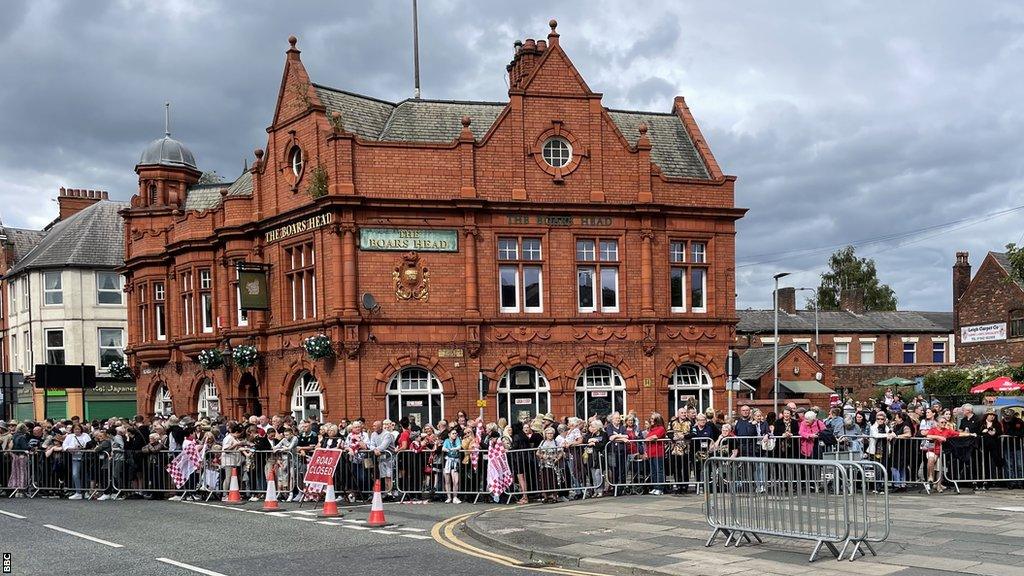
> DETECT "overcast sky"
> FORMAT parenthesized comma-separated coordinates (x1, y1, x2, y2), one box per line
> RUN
(2, 1, 1022, 312)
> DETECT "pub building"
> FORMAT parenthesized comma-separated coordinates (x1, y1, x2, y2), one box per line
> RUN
(122, 21, 745, 426)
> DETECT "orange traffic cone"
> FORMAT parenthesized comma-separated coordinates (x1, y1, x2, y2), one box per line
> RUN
(366, 479, 390, 527)
(317, 483, 341, 518)
(224, 468, 244, 505)
(262, 468, 281, 511)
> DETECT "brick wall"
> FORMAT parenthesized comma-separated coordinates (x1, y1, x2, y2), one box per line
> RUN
(124, 23, 744, 421)
(955, 252, 1024, 364)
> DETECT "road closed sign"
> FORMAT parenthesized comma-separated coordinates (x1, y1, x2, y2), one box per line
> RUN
(303, 448, 343, 491)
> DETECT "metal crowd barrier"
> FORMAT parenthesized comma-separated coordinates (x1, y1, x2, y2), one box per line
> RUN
(940, 435, 1024, 491)
(30, 449, 112, 498)
(703, 456, 890, 562)
(2, 450, 33, 496)
(293, 449, 395, 502)
(604, 438, 718, 494)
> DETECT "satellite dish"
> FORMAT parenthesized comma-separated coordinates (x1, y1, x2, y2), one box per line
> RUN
(361, 292, 380, 313)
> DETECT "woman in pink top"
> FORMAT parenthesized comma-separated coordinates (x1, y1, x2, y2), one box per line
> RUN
(799, 410, 825, 458)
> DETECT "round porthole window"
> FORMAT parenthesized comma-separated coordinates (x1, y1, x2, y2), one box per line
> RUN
(289, 146, 303, 177)
(541, 137, 572, 168)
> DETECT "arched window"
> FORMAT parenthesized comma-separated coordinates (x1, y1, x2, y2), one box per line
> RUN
(289, 146, 303, 177)
(575, 365, 626, 419)
(291, 371, 324, 423)
(153, 384, 172, 417)
(669, 364, 713, 414)
(196, 378, 220, 418)
(387, 367, 443, 429)
(497, 366, 550, 425)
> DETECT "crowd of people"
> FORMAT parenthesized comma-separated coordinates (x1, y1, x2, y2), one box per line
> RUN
(1, 392, 1022, 504)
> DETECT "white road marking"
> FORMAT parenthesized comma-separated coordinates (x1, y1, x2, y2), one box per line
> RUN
(316, 521, 343, 526)
(401, 534, 433, 540)
(43, 524, 123, 548)
(156, 558, 227, 576)
(341, 518, 366, 524)
(371, 529, 398, 535)
(289, 510, 319, 516)
(265, 511, 292, 517)
(398, 527, 425, 532)
(0, 510, 27, 519)
(291, 517, 317, 522)
(342, 524, 370, 531)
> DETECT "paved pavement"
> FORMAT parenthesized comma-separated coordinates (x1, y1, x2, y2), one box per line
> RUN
(464, 490, 1024, 576)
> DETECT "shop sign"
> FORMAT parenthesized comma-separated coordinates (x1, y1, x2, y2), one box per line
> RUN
(92, 384, 137, 395)
(506, 215, 613, 227)
(514, 398, 532, 405)
(406, 400, 424, 407)
(264, 212, 333, 244)
(360, 228, 458, 252)
(590, 391, 608, 398)
(961, 322, 1006, 343)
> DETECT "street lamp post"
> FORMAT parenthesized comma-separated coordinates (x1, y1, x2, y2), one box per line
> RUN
(773, 272, 791, 414)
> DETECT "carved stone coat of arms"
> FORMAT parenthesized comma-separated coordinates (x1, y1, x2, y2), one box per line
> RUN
(393, 251, 429, 301)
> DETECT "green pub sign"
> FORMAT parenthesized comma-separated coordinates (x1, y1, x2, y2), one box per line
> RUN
(360, 228, 458, 252)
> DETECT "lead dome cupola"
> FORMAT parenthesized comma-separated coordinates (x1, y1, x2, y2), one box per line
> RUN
(138, 135, 196, 169)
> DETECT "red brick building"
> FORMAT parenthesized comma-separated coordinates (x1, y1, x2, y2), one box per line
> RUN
(737, 287, 954, 400)
(122, 22, 745, 425)
(953, 251, 1024, 365)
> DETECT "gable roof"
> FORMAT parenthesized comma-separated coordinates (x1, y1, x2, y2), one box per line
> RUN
(990, 251, 1024, 292)
(738, 344, 803, 380)
(1, 226, 46, 262)
(311, 83, 710, 179)
(737, 309, 954, 334)
(184, 171, 253, 212)
(7, 201, 127, 275)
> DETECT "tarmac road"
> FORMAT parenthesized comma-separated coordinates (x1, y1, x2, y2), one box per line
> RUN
(0, 497, 603, 576)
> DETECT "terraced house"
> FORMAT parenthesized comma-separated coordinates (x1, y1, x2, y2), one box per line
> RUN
(1, 189, 132, 420)
(122, 21, 745, 424)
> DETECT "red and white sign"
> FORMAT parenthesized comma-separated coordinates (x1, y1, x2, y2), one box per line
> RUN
(514, 398, 532, 405)
(302, 448, 343, 490)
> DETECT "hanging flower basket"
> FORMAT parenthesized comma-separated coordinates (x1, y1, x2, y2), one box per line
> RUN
(107, 359, 133, 380)
(197, 348, 225, 370)
(232, 344, 259, 369)
(303, 333, 334, 360)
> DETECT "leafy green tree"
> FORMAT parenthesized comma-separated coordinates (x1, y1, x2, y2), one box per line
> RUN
(1006, 243, 1024, 284)
(810, 246, 897, 311)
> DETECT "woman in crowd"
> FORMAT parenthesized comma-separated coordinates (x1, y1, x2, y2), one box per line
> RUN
(689, 412, 717, 493)
(918, 407, 940, 487)
(7, 423, 31, 494)
(799, 410, 825, 460)
(62, 423, 93, 500)
(604, 412, 629, 489)
(979, 410, 1003, 490)
(582, 419, 608, 497)
(925, 415, 968, 493)
(441, 428, 462, 503)
(889, 412, 915, 492)
(537, 427, 563, 503)
(645, 413, 667, 495)
(273, 426, 297, 499)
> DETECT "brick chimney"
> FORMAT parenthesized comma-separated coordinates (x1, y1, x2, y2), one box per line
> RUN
(58, 187, 108, 220)
(840, 288, 865, 314)
(953, 251, 971, 307)
(775, 286, 796, 314)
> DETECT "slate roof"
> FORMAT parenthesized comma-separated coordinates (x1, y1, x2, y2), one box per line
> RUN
(1, 227, 46, 262)
(312, 84, 710, 179)
(991, 252, 1024, 292)
(184, 171, 253, 211)
(737, 309, 954, 334)
(739, 344, 803, 380)
(7, 201, 128, 275)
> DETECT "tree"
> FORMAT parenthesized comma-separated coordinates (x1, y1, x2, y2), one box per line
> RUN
(198, 171, 224, 184)
(810, 246, 898, 311)
(1006, 243, 1024, 284)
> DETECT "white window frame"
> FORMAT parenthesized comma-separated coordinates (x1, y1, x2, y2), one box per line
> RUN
(11, 334, 17, 372)
(690, 267, 707, 313)
(386, 367, 445, 424)
(522, 266, 543, 313)
(835, 342, 849, 365)
(932, 340, 947, 363)
(290, 146, 303, 177)
(43, 271, 62, 306)
(9, 282, 16, 314)
(670, 241, 687, 312)
(902, 342, 916, 364)
(45, 328, 65, 365)
(96, 272, 123, 305)
(98, 328, 124, 370)
(860, 340, 876, 365)
(498, 265, 520, 313)
(21, 277, 28, 309)
(496, 366, 551, 425)
(541, 137, 572, 168)
(291, 372, 325, 423)
(599, 266, 620, 313)
(669, 364, 714, 414)
(22, 330, 30, 370)
(154, 282, 167, 340)
(197, 379, 219, 418)
(575, 364, 627, 419)
(154, 385, 173, 417)
(201, 292, 214, 333)
(577, 266, 597, 313)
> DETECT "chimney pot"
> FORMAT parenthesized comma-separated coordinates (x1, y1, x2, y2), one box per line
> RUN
(775, 287, 796, 314)
(537, 39, 547, 52)
(840, 288, 866, 314)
